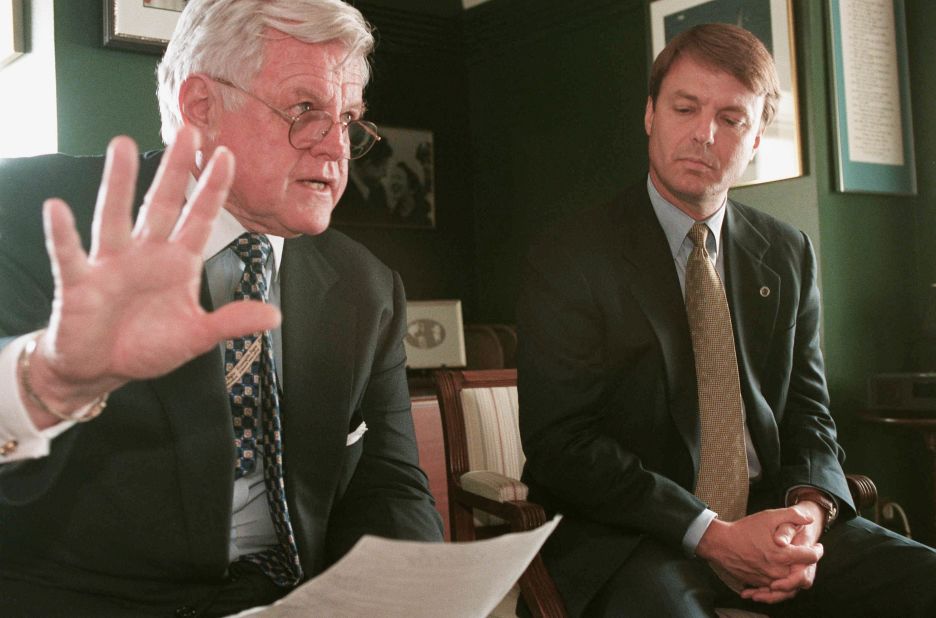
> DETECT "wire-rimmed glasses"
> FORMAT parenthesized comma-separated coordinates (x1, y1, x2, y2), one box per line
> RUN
(210, 77, 381, 160)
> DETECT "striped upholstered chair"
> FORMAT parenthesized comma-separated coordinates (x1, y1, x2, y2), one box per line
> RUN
(433, 369, 565, 617)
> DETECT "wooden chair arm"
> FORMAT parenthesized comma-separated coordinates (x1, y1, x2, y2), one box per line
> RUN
(846, 473, 878, 511)
(451, 484, 567, 617)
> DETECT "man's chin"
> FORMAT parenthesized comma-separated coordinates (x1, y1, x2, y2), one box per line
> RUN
(289, 205, 334, 237)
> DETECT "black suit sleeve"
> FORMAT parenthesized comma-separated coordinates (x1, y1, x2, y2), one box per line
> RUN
(325, 271, 443, 557)
(775, 234, 853, 514)
(518, 233, 705, 549)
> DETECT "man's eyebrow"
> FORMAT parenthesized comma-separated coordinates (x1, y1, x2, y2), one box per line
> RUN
(288, 87, 328, 107)
(671, 90, 750, 116)
(286, 86, 366, 115)
(671, 90, 700, 103)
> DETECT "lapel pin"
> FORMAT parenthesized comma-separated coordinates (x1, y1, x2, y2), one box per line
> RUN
(759, 286, 771, 298)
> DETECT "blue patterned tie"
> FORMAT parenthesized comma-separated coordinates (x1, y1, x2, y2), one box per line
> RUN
(226, 233, 303, 586)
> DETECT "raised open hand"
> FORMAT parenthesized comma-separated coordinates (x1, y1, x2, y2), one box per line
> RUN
(24, 126, 280, 427)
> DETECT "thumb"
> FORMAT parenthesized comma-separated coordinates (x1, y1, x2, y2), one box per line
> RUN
(204, 300, 282, 344)
(774, 522, 797, 546)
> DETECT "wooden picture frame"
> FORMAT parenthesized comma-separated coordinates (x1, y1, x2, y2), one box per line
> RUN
(404, 300, 466, 369)
(828, 0, 916, 195)
(648, 0, 803, 186)
(103, 0, 186, 54)
(1, 0, 24, 70)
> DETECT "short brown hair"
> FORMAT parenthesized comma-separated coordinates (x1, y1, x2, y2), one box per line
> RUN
(648, 23, 780, 130)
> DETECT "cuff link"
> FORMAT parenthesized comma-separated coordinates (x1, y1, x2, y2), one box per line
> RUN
(1, 439, 18, 457)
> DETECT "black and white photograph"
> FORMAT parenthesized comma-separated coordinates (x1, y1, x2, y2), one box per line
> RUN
(334, 125, 435, 229)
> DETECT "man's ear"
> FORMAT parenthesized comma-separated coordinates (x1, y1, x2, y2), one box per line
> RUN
(644, 96, 655, 137)
(750, 128, 763, 162)
(178, 75, 217, 133)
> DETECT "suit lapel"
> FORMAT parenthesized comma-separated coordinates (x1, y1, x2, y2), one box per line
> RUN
(615, 187, 700, 462)
(279, 236, 357, 567)
(128, 152, 233, 567)
(147, 272, 234, 569)
(723, 203, 781, 466)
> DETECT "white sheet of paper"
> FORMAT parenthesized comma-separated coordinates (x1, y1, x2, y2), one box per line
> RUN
(228, 515, 561, 618)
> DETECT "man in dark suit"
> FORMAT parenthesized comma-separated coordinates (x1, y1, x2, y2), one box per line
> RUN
(0, 1, 441, 615)
(518, 23, 936, 617)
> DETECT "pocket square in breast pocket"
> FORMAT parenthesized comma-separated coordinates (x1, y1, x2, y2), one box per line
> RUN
(346, 421, 368, 446)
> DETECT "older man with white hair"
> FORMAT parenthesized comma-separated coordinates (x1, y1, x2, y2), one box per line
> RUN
(0, 1, 443, 615)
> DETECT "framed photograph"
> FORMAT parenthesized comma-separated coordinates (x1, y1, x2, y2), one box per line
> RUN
(333, 126, 435, 229)
(828, 0, 916, 195)
(103, 0, 186, 54)
(1, 0, 24, 70)
(404, 300, 466, 369)
(648, 0, 802, 186)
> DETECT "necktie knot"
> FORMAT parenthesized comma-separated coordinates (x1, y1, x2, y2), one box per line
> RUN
(688, 222, 709, 256)
(231, 232, 272, 271)
(231, 233, 272, 303)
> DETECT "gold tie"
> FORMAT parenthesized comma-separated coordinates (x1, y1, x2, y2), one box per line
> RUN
(685, 223, 749, 523)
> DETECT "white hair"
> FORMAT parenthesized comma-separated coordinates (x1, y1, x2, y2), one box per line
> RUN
(156, 0, 374, 144)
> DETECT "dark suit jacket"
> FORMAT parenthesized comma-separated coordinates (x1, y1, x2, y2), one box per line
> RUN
(0, 151, 442, 612)
(517, 182, 852, 616)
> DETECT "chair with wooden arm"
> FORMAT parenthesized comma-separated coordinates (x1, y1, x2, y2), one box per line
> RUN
(433, 368, 878, 618)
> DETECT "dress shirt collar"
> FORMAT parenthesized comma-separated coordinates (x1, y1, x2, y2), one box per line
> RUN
(188, 174, 284, 271)
(647, 175, 727, 259)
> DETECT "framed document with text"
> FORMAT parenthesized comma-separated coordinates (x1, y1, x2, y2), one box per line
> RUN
(828, 0, 916, 195)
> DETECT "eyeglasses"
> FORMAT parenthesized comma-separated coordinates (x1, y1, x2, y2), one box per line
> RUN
(210, 77, 381, 160)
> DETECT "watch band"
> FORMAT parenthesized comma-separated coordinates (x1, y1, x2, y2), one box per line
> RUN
(790, 487, 839, 531)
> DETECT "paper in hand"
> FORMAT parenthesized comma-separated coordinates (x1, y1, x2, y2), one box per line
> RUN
(229, 515, 561, 618)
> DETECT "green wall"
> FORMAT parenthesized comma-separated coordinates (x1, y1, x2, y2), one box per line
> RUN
(53, 0, 162, 154)
(464, 0, 935, 543)
(35, 0, 936, 542)
(45, 1, 479, 315)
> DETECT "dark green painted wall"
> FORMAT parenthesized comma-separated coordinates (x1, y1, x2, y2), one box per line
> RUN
(49, 1, 479, 316)
(46, 0, 936, 542)
(463, 0, 935, 543)
(54, 0, 162, 154)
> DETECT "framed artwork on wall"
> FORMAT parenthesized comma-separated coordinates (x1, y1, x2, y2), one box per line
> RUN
(333, 126, 435, 229)
(1, 0, 24, 70)
(828, 0, 916, 195)
(404, 300, 466, 369)
(648, 0, 803, 187)
(103, 0, 186, 54)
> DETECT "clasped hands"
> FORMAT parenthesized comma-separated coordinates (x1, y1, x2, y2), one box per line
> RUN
(23, 127, 280, 429)
(696, 501, 827, 604)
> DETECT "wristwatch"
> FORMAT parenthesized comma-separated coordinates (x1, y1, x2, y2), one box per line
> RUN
(789, 487, 839, 531)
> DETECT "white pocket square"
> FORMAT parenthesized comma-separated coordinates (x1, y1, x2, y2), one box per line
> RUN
(346, 421, 367, 446)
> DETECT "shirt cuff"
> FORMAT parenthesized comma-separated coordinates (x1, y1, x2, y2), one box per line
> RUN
(0, 334, 75, 462)
(682, 508, 718, 556)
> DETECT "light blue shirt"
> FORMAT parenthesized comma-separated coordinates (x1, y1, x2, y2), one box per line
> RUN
(646, 177, 762, 555)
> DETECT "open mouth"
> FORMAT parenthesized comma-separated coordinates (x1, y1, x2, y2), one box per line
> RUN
(299, 179, 329, 191)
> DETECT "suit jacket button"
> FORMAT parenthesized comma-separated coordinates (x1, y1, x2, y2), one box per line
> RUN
(0, 439, 18, 457)
(759, 286, 771, 297)
(175, 606, 197, 618)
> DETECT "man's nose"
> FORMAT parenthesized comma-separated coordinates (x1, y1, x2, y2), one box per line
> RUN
(314, 122, 350, 160)
(691, 116, 716, 146)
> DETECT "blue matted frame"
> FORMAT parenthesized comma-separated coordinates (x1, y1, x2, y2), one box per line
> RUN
(828, 0, 916, 195)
